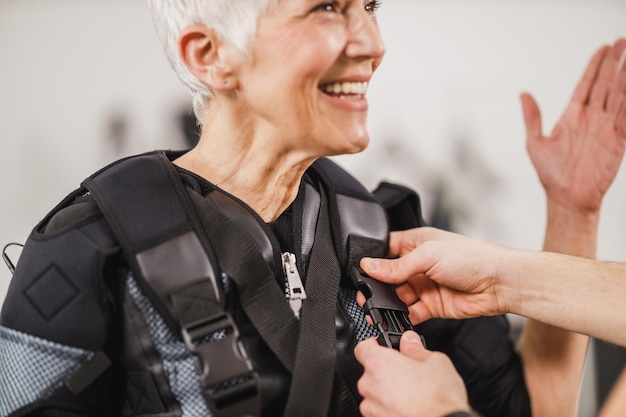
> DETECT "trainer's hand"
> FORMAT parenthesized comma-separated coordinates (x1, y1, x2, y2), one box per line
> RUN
(355, 331, 469, 417)
(359, 227, 512, 324)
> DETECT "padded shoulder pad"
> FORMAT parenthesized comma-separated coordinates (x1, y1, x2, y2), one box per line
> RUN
(309, 158, 388, 272)
(311, 158, 376, 200)
(1, 200, 119, 350)
(372, 182, 427, 231)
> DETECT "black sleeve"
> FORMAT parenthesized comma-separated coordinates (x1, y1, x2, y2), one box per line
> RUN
(416, 317, 531, 417)
(0, 197, 124, 416)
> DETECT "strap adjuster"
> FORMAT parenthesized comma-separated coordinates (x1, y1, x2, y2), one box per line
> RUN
(182, 313, 261, 417)
(349, 265, 415, 349)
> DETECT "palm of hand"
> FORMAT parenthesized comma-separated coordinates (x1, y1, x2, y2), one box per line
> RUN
(529, 101, 626, 212)
(525, 39, 626, 212)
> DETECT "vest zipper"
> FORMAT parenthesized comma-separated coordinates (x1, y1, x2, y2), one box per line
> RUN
(282, 252, 307, 319)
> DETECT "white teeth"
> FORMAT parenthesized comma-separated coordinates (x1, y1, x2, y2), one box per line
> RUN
(320, 81, 368, 96)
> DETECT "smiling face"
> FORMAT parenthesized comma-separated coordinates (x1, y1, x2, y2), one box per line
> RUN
(232, 0, 385, 157)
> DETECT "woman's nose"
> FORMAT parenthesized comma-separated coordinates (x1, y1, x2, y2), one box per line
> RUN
(344, 8, 386, 63)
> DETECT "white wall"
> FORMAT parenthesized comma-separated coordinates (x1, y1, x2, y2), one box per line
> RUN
(0, 0, 188, 295)
(343, 0, 626, 256)
(1, 1, 624, 415)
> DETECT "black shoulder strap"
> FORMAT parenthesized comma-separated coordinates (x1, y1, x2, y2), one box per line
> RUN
(282, 183, 343, 417)
(82, 151, 262, 417)
(310, 158, 412, 349)
(310, 158, 388, 271)
(83, 151, 222, 332)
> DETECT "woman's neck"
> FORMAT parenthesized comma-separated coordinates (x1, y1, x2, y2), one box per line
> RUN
(174, 106, 315, 222)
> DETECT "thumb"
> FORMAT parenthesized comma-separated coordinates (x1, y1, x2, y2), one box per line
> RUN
(360, 257, 410, 285)
(398, 330, 427, 360)
(520, 92, 543, 143)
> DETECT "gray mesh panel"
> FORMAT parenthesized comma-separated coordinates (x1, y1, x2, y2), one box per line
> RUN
(128, 277, 375, 417)
(126, 275, 213, 417)
(0, 325, 94, 416)
(339, 287, 379, 342)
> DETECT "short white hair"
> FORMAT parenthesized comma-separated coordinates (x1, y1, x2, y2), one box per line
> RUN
(147, 0, 277, 121)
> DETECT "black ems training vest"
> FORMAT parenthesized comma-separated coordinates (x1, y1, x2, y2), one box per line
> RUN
(0, 150, 531, 417)
(86, 151, 403, 417)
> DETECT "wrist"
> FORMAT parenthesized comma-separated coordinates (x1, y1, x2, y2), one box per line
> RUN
(544, 199, 599, 257)
(545, 198, 600, 232)
(493, 247, 526, 316)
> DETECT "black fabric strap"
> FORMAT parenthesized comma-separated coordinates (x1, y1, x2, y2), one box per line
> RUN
(83, 152, 262, 417)
(328, 375, 361, 417)
(66, 351, 112, 395)
(283, 187, 342, 417)
(82, 151, 222, 334)
(194, 190, 301, 373)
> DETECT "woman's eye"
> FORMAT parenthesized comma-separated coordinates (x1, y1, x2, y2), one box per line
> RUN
(314, 2, 339, 12)
(364, 0, 382, 13)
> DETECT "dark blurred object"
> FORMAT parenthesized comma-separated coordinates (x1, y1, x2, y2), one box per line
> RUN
(594, 339, 626, 409)
(180, 110, 200, 147)
(106, 111, 129, 155)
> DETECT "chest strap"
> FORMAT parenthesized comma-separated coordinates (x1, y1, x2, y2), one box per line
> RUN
(83, 151, 262, 417)
(192, 175, 345, 417)
(311, 158, 413, 349)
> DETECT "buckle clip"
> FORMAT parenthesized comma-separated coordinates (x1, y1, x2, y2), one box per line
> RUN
(349, 265, 415, 349)
(182, 313, 261, 417)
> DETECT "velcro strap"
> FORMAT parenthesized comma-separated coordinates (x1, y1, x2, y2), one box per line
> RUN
(66, 351, 112, 395)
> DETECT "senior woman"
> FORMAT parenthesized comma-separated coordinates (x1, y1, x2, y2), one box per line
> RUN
(0, 1, 621, 417)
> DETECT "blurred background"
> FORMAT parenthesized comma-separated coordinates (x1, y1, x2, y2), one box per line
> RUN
(0, 1, 624, 415)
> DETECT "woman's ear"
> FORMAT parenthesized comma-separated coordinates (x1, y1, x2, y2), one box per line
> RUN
(178, 24, 237, 91)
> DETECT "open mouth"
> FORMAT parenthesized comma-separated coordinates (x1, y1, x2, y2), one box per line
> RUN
(319, 81, 368, 100)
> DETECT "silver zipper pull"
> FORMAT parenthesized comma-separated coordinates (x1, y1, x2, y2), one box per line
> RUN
(282, 252, 307, 319)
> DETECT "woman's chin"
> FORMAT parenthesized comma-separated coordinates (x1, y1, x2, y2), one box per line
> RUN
(322, 140, 369, 158)
(346, 134, 370, 155)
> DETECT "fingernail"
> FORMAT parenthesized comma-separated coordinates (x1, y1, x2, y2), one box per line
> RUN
(361, 257, 379, 271)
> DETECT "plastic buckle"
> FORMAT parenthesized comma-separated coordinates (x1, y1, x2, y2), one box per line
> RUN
(349, 265, 414, 349)
(182, 313, 261, 417)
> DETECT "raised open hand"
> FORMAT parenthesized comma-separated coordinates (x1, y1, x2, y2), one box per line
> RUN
(522, 38, 626, 212)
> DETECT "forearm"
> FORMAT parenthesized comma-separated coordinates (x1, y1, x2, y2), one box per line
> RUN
(516, 200, 598, 417)
(504, 251, 626, 346)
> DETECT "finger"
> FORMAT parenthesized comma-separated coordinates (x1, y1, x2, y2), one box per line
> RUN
(617, 99, 626, 139)
(607, 39, 626, 114)
(354, 337, 382, 366)
(396, 280, 420, 305)
(406, 300, 436, 324)
(359, 399, 386, 417)
(356, 290, 366, 307)
(361, 254, 432, 286)
(398, 330, 428, 359)
(520, 92, 543, 144)
(570, 44, 610, 105)
(386, 229, 425, 258)
(589, 41, 626, 110)
(386, 227, 451, 258)
(612, 39, 626, 88)
(356, 291, 376, 326)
